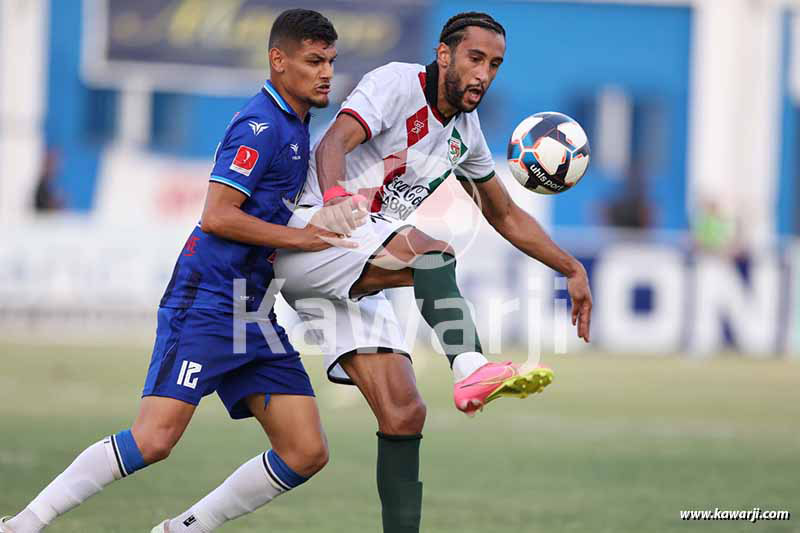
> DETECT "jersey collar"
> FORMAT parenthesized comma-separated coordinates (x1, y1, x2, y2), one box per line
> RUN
(424, 61, 458, 126)
(263, 80, 304, 121)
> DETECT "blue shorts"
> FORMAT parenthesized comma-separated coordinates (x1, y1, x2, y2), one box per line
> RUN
(142, 307, 314, 419)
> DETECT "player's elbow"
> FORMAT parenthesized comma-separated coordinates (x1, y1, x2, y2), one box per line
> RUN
(488, 205, 521, 238)
(200, 209, 225, 236)
(486, 209, 512, 235)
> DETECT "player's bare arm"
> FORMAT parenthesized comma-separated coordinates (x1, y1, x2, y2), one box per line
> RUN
(316, 113, 367, 192)
(202, 182, 356, 251)
(312, 114, 369, 234)
(461, 176, 592, 341)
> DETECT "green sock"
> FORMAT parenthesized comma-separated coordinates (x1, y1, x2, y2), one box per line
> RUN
(377, 433, 423, 533)
(412, 252, 483, 366)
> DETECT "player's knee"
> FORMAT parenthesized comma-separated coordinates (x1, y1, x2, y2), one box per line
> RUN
(277, 439, 329, 478)
(409, 397, 428, 433)
(384, 396, 427, 435)
(302, 440, 330, 476)
(408, 230, 454, 259)
(135, 429, 179, 463)
(425, 239, 455, 258)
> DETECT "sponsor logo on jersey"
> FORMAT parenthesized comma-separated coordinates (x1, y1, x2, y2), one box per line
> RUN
(383, 178, 431, 219)
(385, 179, 430, 205)
(406, 107, 429, 147)
(290, 143, 301, 160)
(230, 145, 259, 176)
(248, 120, 269, 136)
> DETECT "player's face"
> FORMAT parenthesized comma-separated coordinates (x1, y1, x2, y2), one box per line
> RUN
(283, 39, 337, 109)
(444, 27, 505, 113)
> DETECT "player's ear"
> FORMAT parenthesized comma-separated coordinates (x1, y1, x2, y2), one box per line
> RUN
(436, 43, 451, 69)
(269, 47, 285, 74)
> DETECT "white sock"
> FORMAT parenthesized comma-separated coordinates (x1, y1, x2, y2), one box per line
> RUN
(4, 509, 45, 533)
(452, 351, 489, 382)
(8, 437, 123, 532)
(168, 453, 287, 532)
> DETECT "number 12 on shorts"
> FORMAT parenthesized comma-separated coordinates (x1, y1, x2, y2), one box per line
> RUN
(177, 360, 203, 389)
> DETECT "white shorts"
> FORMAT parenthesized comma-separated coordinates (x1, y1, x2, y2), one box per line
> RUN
(275, 206, 412, 384)
(276, 206, 412, 300)
(284, 292, 411, 384)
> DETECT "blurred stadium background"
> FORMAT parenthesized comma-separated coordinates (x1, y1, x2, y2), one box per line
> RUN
(1, 0, 798, 531)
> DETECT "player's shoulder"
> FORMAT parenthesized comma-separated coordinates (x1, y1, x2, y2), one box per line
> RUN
(361, 61, 424, 86)
(354, 62, 425, 113)
(225, 91, 281, 141)
(238, 90, 280, 124)
(458, 109, 486, 137)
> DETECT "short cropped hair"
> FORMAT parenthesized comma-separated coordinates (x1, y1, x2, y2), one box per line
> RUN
(268, 9, 337, 50)
(439, 12, 505, 50)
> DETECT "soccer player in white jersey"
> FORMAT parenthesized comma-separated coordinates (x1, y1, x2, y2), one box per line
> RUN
(275, 12, 593, 532)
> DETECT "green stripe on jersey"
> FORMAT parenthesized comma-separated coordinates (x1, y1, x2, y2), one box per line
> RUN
(455, 170, 496, 183)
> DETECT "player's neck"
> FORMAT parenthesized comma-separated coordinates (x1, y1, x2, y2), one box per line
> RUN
(426, 61, 457, 122)
(436, 86, 458, 119)
(269, 78, 310, 121)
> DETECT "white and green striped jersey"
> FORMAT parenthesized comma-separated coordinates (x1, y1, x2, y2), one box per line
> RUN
(299, 61, 496, 220)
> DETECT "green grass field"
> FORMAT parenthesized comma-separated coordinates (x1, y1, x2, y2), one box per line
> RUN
(1, 344, 798, 532)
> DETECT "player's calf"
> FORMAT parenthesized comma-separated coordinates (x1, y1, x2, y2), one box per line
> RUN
(3, 430, 149, 533)
(410, 250, 487, 375)
(160, 448, 325, 533)
(339, 354, 425, 533)
(159, 394, 329, 532)
(353, 227, 484, 372)
(5, 397, 193, 532)
(169, 450, 315, 533)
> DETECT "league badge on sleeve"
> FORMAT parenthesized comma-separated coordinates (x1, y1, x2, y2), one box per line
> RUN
(230, 145, 259, 176)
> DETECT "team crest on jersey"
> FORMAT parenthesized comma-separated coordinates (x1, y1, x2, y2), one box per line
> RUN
(447, 128, 468, 165)
(448, 139, 461, 164)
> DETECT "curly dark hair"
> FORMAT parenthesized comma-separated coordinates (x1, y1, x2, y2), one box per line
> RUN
(268, 8, 337, 50)
(439, 11, 505, 50)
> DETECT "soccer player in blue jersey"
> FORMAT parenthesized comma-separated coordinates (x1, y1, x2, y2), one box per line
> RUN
(2, 9, 359, 533)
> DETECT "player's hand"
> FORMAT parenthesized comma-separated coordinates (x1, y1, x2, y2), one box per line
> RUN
(567, 262, 592, 342)
(294, 222, 358, 251)
(318, 194, 369, 236)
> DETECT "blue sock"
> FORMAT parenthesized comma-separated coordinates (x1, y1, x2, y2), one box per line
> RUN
(263, 449, 308, 490)
(112, 429, 147, 476)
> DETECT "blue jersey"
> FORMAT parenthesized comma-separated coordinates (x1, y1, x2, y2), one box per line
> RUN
(160, 81, 310, 312)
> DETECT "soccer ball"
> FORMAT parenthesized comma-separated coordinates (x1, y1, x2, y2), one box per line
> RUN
(506, 112, 590, 194)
